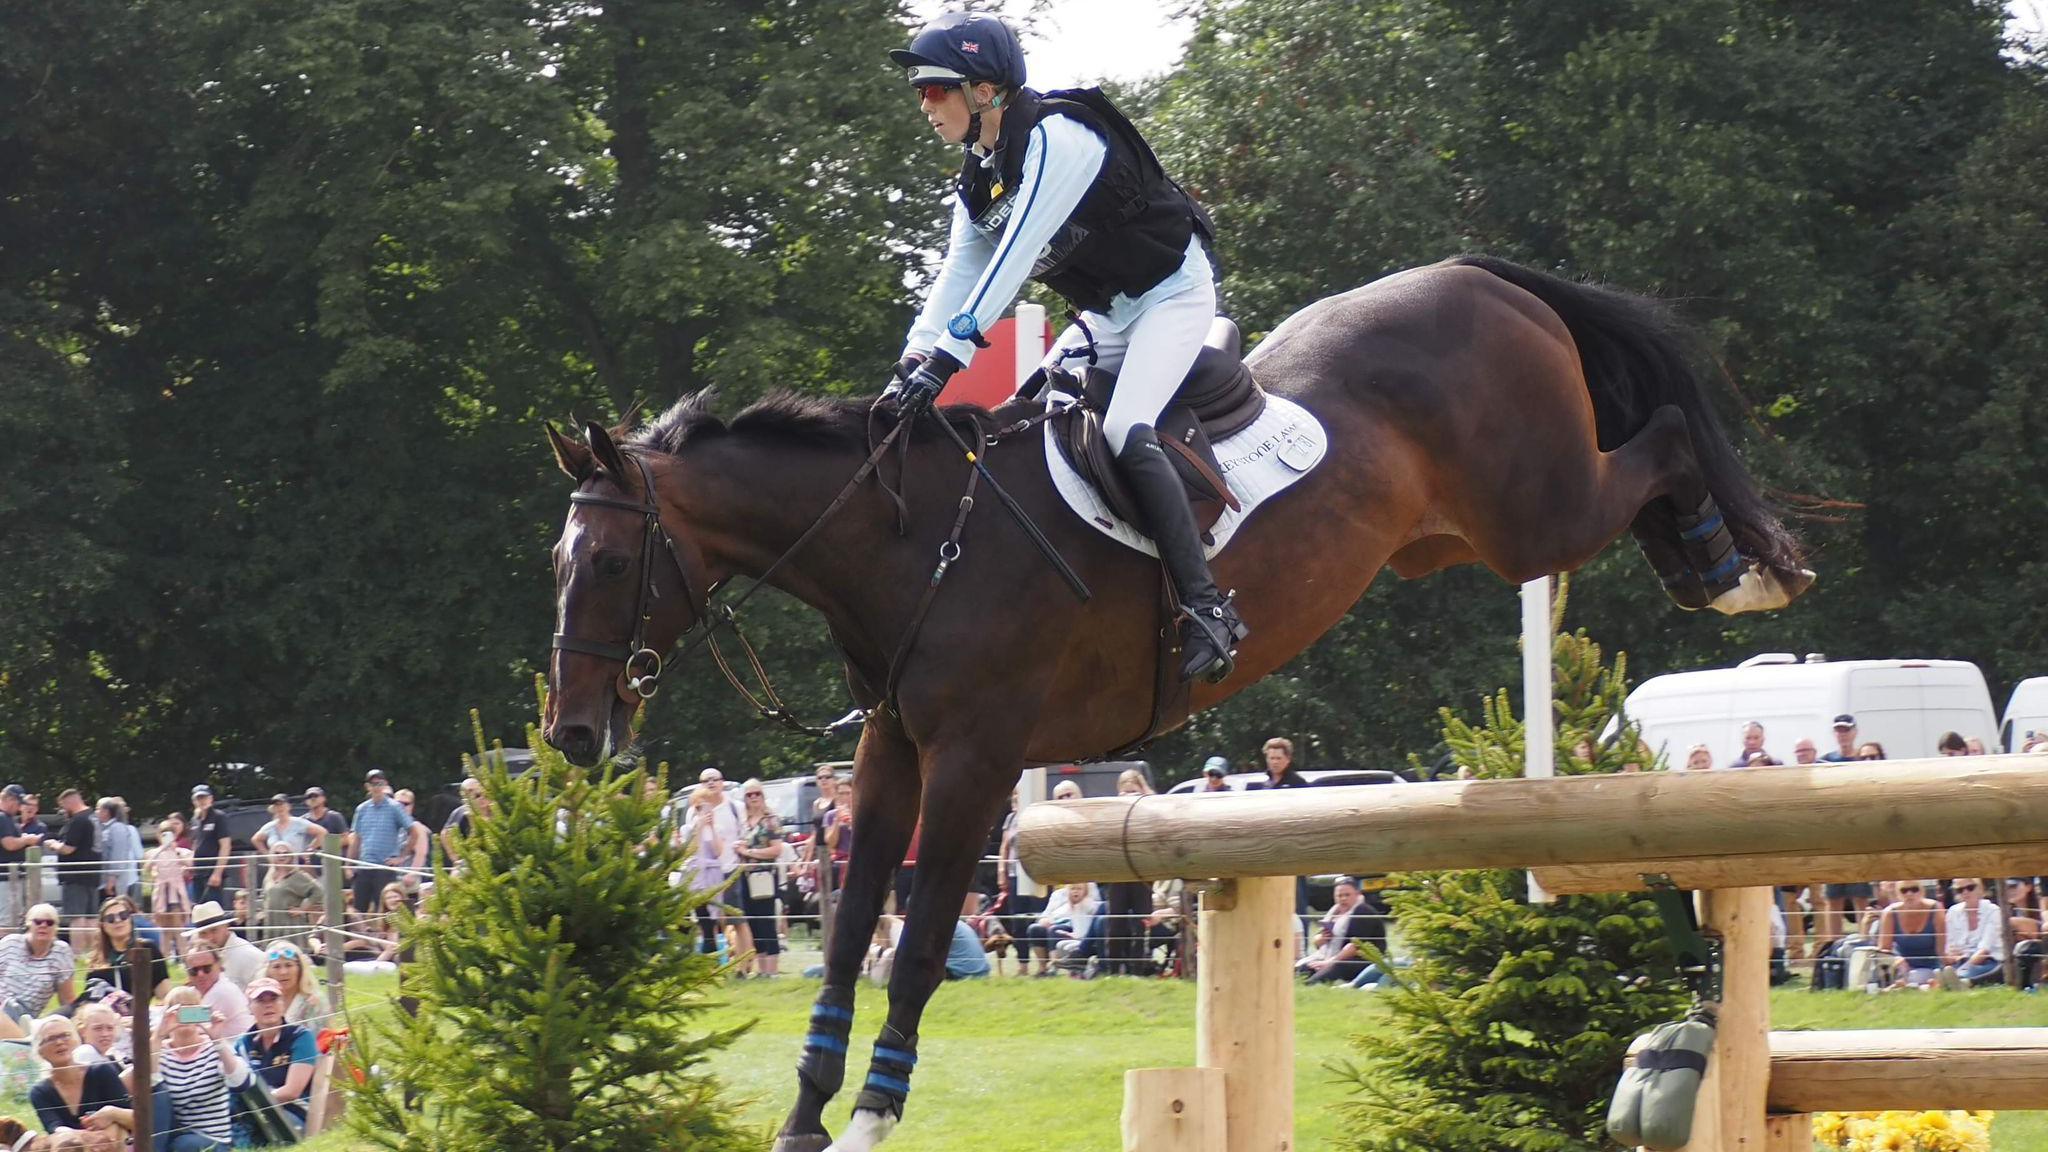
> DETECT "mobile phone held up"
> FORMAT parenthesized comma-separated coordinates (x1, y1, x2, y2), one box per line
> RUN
(176, 1006, 213, 1025)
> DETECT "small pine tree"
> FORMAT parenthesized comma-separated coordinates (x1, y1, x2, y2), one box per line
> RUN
(1337, 585, 1691, 1152)
(348, 693, 755, 1152)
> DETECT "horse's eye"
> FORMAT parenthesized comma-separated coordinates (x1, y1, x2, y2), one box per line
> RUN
(597, 554, 630, 577)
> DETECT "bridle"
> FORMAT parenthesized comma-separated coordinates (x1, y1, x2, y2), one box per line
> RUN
(549, 413, 983, 738)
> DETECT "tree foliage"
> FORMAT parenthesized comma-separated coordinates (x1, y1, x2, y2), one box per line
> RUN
(348, 698, 753, 1152)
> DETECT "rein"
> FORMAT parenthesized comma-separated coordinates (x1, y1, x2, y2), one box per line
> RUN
(551, 408, 988, 739)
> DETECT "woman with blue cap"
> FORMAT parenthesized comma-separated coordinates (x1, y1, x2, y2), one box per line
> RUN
(883, 11, 1246, 684)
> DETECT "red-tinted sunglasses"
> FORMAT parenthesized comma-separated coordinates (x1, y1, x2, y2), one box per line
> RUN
(915, 82, 960, 103)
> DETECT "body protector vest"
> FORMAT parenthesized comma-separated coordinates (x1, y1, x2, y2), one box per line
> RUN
(958, 87, 1218, 315)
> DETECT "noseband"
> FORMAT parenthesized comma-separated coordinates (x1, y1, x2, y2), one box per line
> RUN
(551, 454, 699, 704)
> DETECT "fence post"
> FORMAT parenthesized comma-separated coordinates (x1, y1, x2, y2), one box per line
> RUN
(321, 831, 346, 1013)
(1196, 875, 1294, 1152)
(129, 943, 153, 1139)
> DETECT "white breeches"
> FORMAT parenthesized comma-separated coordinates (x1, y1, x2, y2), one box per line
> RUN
(1040, 242, 1218, 455)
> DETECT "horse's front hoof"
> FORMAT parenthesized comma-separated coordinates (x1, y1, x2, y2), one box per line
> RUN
(773, 1133, 833, 1152)
(1708, 564, 1816, 615)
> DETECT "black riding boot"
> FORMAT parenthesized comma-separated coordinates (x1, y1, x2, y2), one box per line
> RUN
(1116, 425, 1250, 683)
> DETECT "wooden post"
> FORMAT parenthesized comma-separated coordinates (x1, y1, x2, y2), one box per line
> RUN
(1763, 1114, 1811, 1152)
(1124, 1067, 1225, 1152)
(128, 943, 153, 1141)
(1197, 876, 1294, 1152)
(1676, 887, 1773, 1152)
(321, 831, 346, 1013)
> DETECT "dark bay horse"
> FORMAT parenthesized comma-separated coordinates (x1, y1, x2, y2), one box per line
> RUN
(541, 256, 1809, 1152)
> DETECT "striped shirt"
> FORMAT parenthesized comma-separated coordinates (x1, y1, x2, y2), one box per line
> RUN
(0, 935, 72, 1012)
(158, 1037, 247, 1142)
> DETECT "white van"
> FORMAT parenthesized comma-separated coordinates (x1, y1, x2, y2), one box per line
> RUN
(2002, 677, 2048, 752)
(1620, 654, 1998, 768)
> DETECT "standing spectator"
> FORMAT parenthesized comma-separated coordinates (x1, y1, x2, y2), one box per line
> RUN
(0, 904, 76, 1022)
(1100, 768, 1156, 975)
(1855, 741, 1887, 761)
(1943, 877, 2005, 986)
(823, 779, 857, 889)
(249, 797, 320, 859)
(345, 770, 413, 915)
(1247, 738, 1311, 927)
(145, 829, 193, 962)
(20, 795, 48, 839)
(440, 777, 488, 868)
(300, 788, 347, 839)
(390, 789, 433, 890)
(153, 984, 250, 1151)
(1199, 757, 1231, 791)
(1790, 738, 1820, 765)
(93, 800, 142, 906)
(1877, 880, 1948, 988)
(1680, 745, 1713, 772)
(695, 767, 743, 871)
(48, 791, 102, 950)
(733, 780, 785, 979)
(993, 789, 1042, 971)
(236, 977, 317, 1127)
(186, 787, 232, 909)
(681, 786, 728, 957)
(1936, 731, 1968, 757)
(809, 764, 840, 825)
(257, 846, 321, 946)
(1963, 735, 1990, 756)
(0, 786, 45, 933)
(1731, 721, 1767, 767)
(184, 903, 264, 990)
(27, 1017, 133, 1137)
(262, 942, 320, 1026)
(1822, 715, 1859, 762)
(180, 947, 252, 1039)
(1296, 877, 1382, 985)
(85, 896, 168, 1002)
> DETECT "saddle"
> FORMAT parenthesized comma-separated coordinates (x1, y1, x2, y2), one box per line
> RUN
(1050, 318, 1266, 537)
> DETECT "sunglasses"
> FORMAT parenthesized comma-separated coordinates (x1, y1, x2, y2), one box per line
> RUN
(1899, 886, 1922, 893)
(266, 949, 300, 961)
(744, 791, 764, 798)
(27, 919, 55, 927)
(101, 911, 132, 924)
(187, 964, 216, 975)
(1957, 883, 1979, 892)
(915, 81, 960, 103)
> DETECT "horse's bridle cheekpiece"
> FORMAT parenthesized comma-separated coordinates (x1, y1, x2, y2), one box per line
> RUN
(551, 454, 699, 704)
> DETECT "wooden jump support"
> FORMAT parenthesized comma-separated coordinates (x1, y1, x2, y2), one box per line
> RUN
(1015, 755, 2048, 1152)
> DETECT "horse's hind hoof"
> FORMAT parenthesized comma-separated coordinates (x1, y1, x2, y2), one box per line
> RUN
(1708, 564, 1817, 616)
(773, 1134, 833, 1152)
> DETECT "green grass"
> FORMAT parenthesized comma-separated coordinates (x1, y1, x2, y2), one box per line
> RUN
(45, 965, 2041, 1150)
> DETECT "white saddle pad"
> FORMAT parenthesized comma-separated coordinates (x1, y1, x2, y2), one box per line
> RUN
(1043, 390, 1329, 559)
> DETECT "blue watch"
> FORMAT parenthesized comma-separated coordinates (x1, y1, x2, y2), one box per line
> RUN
(946, 312, 990, 347)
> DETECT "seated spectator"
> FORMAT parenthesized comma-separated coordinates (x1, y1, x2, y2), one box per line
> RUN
(1943, 877, 2004, 986)
(1198, 758, 1232, 791)
(72, 1004, 127, 1068)
(1023, 882, 1098, 977)
(1296, 878, 1383, 985)
(257, 846, 322, 947)
(236, 977, 317, 1129)
(1936, 731, 1968, 757)
(0, 904, 77, 1024)
(27, 1017, 132, 1136)
(1855, 741, 1886, 761)
(1876, 880, 1948, 989)
(944, 892, 991, 981)
(184, 902, 265, 990)
(862, 915, 903, 985)
(85, 896, 169, 1002)
(154, 985, 251, 1151)
(1964, 735, 1989, 756)
(183, 947, 252, 1040)
(0, 1117, 51, 1151)
(263, 943, 320, 1026)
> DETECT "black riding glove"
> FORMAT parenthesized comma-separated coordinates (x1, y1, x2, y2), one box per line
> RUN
(894, 350, 961, 417)
(884, 353, 926, 395)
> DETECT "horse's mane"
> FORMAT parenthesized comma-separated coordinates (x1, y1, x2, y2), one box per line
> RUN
(631, 388, 1026, 457)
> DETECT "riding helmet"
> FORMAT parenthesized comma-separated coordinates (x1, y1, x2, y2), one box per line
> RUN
(889, 11, 1026, 91)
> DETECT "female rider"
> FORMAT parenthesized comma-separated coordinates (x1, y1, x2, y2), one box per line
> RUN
(884, 11, 1246, 683)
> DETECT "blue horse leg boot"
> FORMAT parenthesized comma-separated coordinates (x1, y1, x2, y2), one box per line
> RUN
(1674, 491, 1743, 598)
(797, 985, 856, 1097)
(854, 1025, 919, 1118)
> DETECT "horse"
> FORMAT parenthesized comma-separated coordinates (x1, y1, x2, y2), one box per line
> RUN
(541, 255, 1810, 1152)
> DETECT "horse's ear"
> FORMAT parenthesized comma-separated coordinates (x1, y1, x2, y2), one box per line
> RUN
(585, 420, 629, 480)
(546, 422, 594, 482)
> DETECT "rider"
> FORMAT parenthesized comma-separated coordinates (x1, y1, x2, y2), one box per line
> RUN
(884, 11, 1248, 683)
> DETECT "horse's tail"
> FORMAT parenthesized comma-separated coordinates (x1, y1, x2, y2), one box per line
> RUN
(1449, 254, 1804, 574)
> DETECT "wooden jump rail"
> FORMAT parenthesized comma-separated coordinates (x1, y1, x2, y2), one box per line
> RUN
(1014, 755, 2048, 1152)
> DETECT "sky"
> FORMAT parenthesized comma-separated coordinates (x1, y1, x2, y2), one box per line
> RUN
(908, 1, 2045, 87)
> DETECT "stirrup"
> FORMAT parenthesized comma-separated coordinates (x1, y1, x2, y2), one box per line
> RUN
(1179, 593, 1248, 684)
